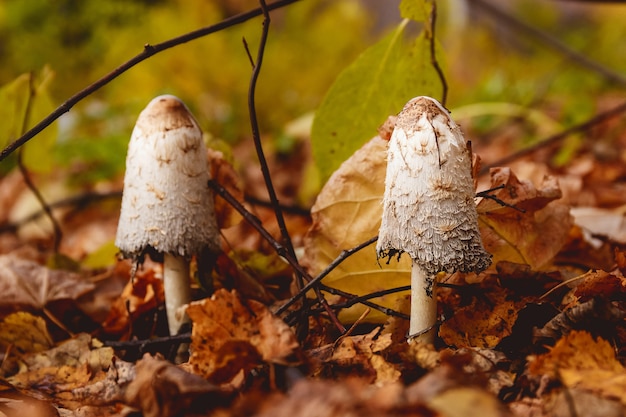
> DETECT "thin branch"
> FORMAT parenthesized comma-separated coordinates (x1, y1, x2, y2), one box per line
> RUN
(331, 285, 411, 311)
(0, 191, 121, 233)
(427, 1, 448, 106)
(479, 100, 626, 174)
(16, 73, 63, 252)
(245, 0, 303, 290)
(318, 284, 410, 320)
(0, 0, 302, 163)
(469, 0, 626, 86)
(209, 179, 344, 332)
(275, 236, 378, 315)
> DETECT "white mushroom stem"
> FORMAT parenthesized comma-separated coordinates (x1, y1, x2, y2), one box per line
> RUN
(163, 253, 191, 335)
(409, 263, 437, 343)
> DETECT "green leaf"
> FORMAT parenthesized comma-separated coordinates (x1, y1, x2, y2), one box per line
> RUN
(311, 20, 440, 184)
(399, 0, 431, 22)
(0, 67, 57, 173)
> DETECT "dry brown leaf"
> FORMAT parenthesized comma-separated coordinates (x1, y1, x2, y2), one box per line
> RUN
(7, 333, 114, 410)
(101, 265, 163, 337)
(429, 387, 512, 417)
(0, 312, 53, 354)
(187, 289, 300, 385)
(121, 354, 228, 417)
(309, 328, 400, 383)
(0, 254, 95, 310)
(528, 330, 626, 404)
(439, 285, 519, 349)
(570, 205, 626, 244)
(208, 148, 244, 229)
(477, 168, 573, 269)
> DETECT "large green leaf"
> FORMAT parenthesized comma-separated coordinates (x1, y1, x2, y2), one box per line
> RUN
(0, 67, 57, 173)
(311, 16, 440, 184)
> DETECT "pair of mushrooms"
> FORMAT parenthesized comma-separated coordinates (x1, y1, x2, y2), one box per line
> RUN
(115, 95, 489, 343)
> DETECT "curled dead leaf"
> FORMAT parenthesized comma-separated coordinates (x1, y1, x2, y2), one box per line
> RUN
(187, 289, 301, 385)
(478, 168, 573, 269)
(0, 254, 95, 310)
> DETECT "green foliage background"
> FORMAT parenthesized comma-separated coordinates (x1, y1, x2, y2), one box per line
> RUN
(0, 0, 625, 186)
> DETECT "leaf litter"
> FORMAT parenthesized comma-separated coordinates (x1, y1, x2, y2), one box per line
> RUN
(2, 103, 626, 417)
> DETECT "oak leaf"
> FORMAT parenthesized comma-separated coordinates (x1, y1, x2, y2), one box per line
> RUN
(529, 330, 626, 404)
(477, 168, 572, 269)
(187, 289, 300, 385)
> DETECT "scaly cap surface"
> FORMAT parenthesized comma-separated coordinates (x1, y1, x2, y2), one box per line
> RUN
(376, 96, 491, 275)
(115, 95, 219, 259)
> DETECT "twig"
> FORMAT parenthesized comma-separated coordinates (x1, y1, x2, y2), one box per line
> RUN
(15, 73, 63, 252)
(275, 236, 378, 315)
(318, 284, 410, 320)
(0, 0, 302, 163)
(244, 0, 333, 333)
(469, 0, 626, 86)
(245, 195, 311, 217)
(0, 191, 121, 234)
(427, 1, 448, 106)
(479, 100, 626, 174)
(208, 179, 344, 333)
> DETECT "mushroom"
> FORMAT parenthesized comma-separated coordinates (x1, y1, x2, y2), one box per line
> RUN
(116, 95, 220, 336)
(376, 96, 491, 343)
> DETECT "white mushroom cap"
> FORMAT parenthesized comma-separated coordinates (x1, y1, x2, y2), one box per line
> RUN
(376, 96, 491, 275)
(115, 95, 220, 260)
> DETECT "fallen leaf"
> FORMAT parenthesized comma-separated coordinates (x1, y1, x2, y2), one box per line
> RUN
(477, 168, 573, 269)
(0, 312, 53, 354)
(302, 136, 411, 323)
(528, 330, 626, 404)
(439, 278, 521, 349)
(570, 205, 626, 244)
(310, 328, 400, 383)
(121, 354, 228, 417)
(0, 254, 95, 310)
(187, 289, 301, 385)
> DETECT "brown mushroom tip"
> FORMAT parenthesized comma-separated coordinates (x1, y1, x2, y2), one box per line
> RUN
(137, 94, 198, 134)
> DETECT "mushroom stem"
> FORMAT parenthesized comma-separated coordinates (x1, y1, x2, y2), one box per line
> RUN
(163, 253, 191, 335)
(409, 262, 437, 344)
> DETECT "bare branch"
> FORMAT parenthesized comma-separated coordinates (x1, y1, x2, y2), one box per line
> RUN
(0, 0, 301, 163)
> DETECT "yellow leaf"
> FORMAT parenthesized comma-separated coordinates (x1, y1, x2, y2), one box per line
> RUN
(0, 312, 53, 354)
(302, 136, 410, 323)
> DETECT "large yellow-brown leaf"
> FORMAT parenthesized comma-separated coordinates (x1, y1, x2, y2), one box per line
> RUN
(302, 136, 411, 323)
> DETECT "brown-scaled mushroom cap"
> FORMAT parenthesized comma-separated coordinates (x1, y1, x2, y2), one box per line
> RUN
(376, 96, 491, 275)
(115, 95, 219, 260)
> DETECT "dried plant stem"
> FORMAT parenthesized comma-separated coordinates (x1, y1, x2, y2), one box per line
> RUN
(427, 1, 447, 106)
(245, 0, 303, 290)
(0, 0, 301, 162)
(409, 263, 437, 343)
(16, 72, 62, 252)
